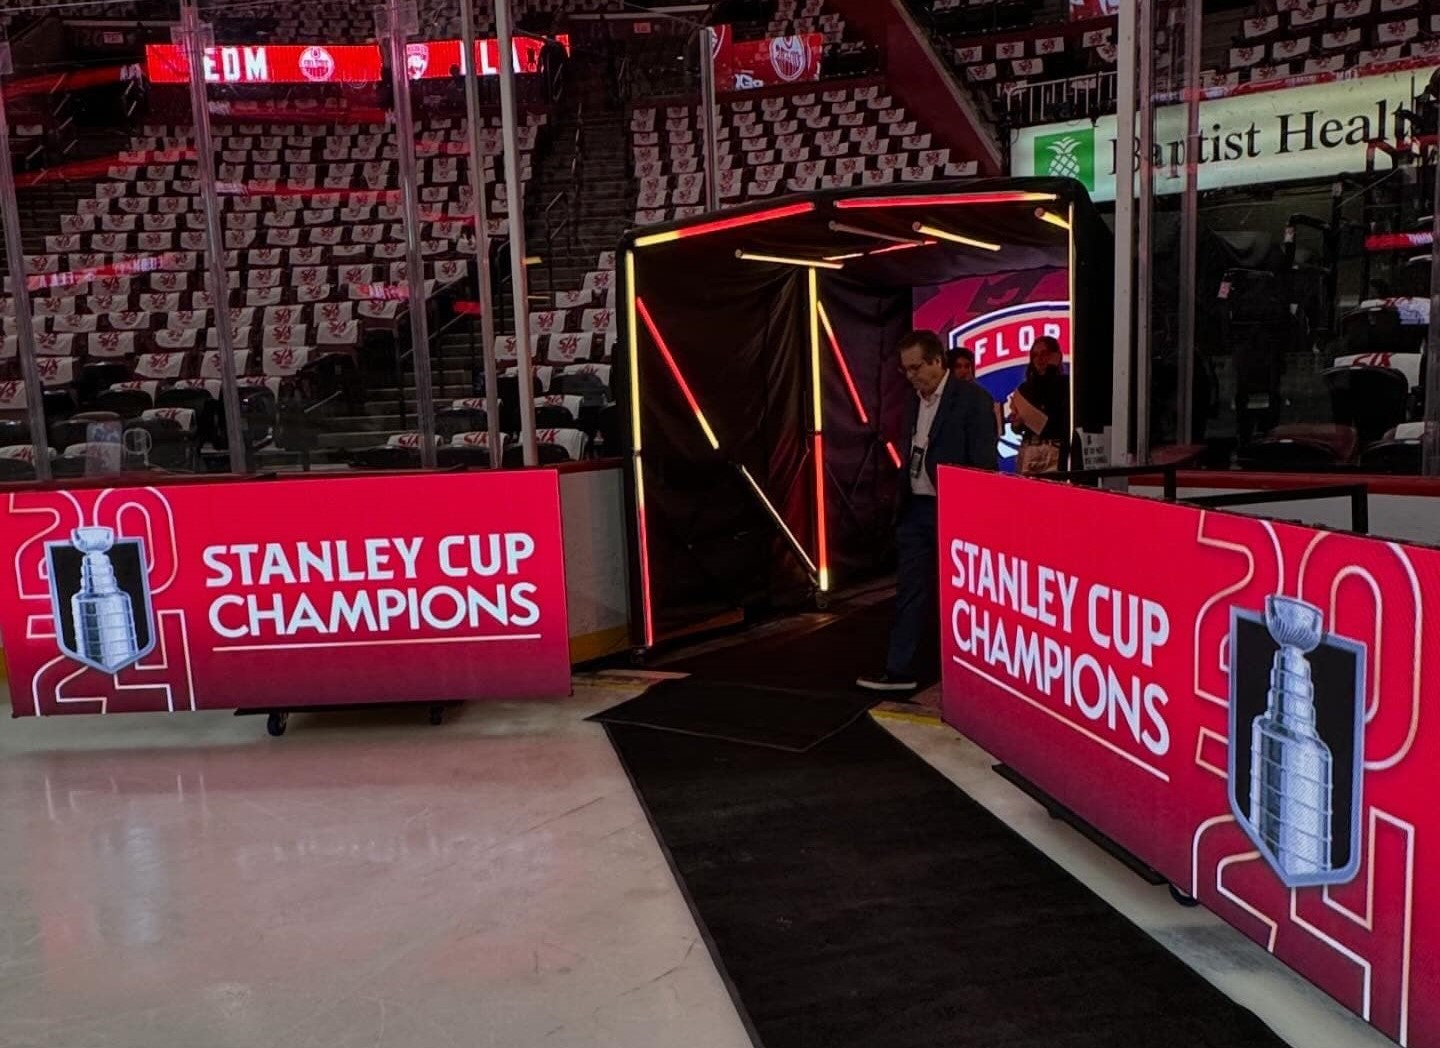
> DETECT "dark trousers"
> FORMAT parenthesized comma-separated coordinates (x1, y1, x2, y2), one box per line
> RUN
(886, 495, 938, 679)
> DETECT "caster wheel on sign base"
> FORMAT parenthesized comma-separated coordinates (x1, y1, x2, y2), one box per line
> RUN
(1169, 884, 1201, 908)
(429, 705, 445, 726)
(266, 712, 289, 737)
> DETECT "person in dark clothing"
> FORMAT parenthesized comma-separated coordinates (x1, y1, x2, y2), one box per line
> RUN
(1010, 335, 1070, 475)
(948, 344, 1004, 436)
(858, 330, 999, 695)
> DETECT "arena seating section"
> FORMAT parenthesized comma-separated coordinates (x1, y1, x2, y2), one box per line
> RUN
(632, 86, 974, 224)
(917, 0, 1440, 129)
(0, 0, 974, 477)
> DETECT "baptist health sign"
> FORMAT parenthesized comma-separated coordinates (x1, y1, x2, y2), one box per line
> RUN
(1013, 64, 1438, 202)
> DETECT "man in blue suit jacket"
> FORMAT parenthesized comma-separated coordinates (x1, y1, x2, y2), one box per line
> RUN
(858, 330, 998, 695)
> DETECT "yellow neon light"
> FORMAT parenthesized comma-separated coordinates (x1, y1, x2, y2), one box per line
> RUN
(912, 224, 1002, 252)
(1036, 209, 1071, 231)
(808, 268, 822, 431)
(735, 250, 845, 270)
(808, 268, 828, 593)
(625, 251, 641, 450)
(738, 465, 818, 578)
(822, 251, 866, 262)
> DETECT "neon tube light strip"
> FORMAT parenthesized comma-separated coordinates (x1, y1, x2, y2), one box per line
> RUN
(885, 441, 903, 470)
(813, 434, 829, 592)
(739, 464, 819, 578)
(816, 301, 868, 425)
(636, 295, 721, 451)
(914, 223, 1001, 252)
(826, 220, 926, 245)
(634, 201, 815, 248)
(808, 268, 829, 593)
(1036, 208, 1071, 231)
(736, 250, 844, 270)
(625, 251, 655, 648)
(868, 239, 936, 257)
(835, 191, 1058, 209)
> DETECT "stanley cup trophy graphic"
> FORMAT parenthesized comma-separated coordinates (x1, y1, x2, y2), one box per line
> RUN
(69, 526, 141, 673)
(1249, 595, 1334, 881)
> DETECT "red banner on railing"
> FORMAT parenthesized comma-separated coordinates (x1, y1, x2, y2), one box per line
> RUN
(145, 35, 569, 85)
(711, 26, 824, 91)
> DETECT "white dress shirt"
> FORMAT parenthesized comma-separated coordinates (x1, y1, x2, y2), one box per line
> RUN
(910, 372, 948, 497)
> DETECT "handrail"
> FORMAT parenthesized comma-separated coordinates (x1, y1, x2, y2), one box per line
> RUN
(1046, 463, 1181, 502)
(1182, 484, 1370, 535)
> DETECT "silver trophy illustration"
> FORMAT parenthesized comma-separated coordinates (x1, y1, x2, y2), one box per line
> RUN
(1249, 595, 1334, 880)
(69, 526, 140, 673)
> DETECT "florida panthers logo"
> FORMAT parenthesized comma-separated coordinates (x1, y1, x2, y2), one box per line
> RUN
(406, 44, 429, 80)
(769, 36, 811, 82)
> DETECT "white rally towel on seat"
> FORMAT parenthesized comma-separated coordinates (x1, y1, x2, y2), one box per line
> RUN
(141, 406, 197, 430)
(135, 353, 187, 380)
(535, 428, 587, 461)
(35, 356, 75, 388)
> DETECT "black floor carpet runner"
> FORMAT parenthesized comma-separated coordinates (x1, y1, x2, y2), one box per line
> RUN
(663, 601, 914, 694)
(609, 716, 1288, 1048)
(590, 677, 876, 752)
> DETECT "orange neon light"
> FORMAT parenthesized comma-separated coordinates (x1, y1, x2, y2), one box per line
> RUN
(816, 302, 868, 425)
(835, 192, 1057, 209)
(814, 433, 829, 592)
(635, 295, 720, 450)
(634, 202, 815, 247)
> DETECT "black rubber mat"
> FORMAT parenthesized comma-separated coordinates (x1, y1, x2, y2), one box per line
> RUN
(590, 677, 877, 752)
(663, 600, 926, 694)
(609, 716, 1289, 1048)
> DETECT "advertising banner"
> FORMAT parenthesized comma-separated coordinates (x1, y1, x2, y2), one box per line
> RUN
(1068, 0, 1120, 19)
(914, 269, 1071, 472)
(145, 35, 568, 85)
(1013, 61, 1440, 201)
(711, 26, 824, 91)
(0, 472, 571, 716)
(940, 468, 1437, 1047)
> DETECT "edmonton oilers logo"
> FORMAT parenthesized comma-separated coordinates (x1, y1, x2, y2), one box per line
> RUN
(769, 36, 810, 82)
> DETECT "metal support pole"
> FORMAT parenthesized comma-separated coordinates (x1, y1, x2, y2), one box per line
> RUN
(461, 0, 502, 462)
(1110, 0, 1138, 462)
(1135, 0, 1155, 465)
(496, 0, 538, 466)
(1176, 0, 1201, 447)
(1424, 150, 1440, 474)
(178, 2, 246, 473)
(380, 0, 439, 468)
(0, 43, 52, 480)
(699, 27, 721, 213)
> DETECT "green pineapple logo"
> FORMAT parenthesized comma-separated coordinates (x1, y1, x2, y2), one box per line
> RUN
(1034, 128, 1095, 189)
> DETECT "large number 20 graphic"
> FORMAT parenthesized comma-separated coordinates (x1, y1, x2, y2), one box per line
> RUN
(6, 489, 193, 716)
(1190, 511, 1424, 1045)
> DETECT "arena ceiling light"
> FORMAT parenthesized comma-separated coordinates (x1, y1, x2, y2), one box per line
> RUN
(912, 223, 1001, 252)
(1035, 209, 1071, 231)
(735, 250, 845, 270)
(835, 191, 1058, 210)
(633, 202, 815, 248)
